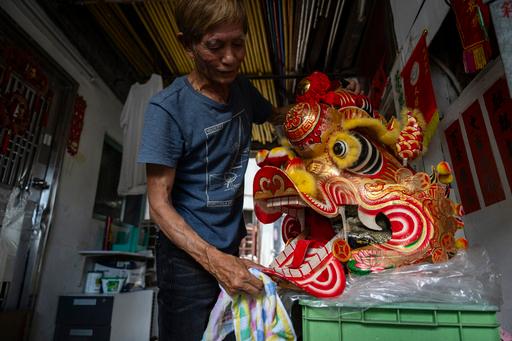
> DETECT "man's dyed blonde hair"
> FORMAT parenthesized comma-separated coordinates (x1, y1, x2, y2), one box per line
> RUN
(175, 0, 248, 46)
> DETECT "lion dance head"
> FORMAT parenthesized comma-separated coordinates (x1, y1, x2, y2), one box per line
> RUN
(254, 72, 466, 298)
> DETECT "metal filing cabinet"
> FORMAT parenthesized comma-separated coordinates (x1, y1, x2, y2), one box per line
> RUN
(54, 290, 154, 341)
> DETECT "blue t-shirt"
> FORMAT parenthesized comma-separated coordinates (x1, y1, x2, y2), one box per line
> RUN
(138, 75, 272, 254)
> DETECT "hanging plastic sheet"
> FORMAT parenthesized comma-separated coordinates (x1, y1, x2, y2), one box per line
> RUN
(0, 187, 29, 282)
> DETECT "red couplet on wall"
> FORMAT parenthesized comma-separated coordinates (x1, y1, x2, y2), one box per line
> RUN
(483, 77, 512, 191)
(462, 101, 505, 207)
(445, 120, 481, 214)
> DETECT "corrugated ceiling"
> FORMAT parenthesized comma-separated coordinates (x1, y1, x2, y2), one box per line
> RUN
(38, 0, 395, 148)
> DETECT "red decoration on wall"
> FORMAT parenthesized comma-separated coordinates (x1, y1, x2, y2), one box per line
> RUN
(67, 95, 86, 156)
(445, 120, 481, 214)
(401, 31, 438, 147)
(452, 0, 492, 73)
(503, 0, 512, 17)
(462, 101, 505, 206)
(0, 92, 31, 134)
(2, 47, 49, 94)
(0, 43, 52, 157)
(483, 77, 512, 191)
(0, 92, 31, 154)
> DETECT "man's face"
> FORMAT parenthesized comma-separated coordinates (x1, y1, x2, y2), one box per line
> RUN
(189, 22, 246, 86)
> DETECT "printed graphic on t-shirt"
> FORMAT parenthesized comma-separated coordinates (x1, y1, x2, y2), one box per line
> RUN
(204, 110, 250, 207)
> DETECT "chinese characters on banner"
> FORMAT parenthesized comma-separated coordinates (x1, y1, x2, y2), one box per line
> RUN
(445, 78, 512, 214)
(462, 101, 505, 206)
(490, 0, 512, 98)
(483, 78, 512, 190)
(400, 31, 438, 148)
(445, 120, 481, 214)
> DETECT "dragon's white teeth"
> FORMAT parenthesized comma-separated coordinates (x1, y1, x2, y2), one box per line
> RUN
(303, 192, 328, 210)
(256, 201, 281, 218)
(267, 196, 307, 208)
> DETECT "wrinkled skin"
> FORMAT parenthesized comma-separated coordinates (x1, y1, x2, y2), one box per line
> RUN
(253, 74, 464, 298)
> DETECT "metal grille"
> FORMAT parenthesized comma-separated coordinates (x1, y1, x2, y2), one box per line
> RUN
(0, 186, 9, 310)
(0, 68, 50, 188)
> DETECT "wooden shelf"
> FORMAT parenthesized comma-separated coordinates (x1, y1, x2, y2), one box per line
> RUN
(79, 250, 154, 261)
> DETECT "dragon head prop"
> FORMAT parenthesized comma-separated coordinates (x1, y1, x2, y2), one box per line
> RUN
(254, 72, 466, 298)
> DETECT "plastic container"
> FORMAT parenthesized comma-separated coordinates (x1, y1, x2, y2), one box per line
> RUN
(101, 277, 126, 294)
(111, 224, 149, 252)
(300, 301, 500, 341)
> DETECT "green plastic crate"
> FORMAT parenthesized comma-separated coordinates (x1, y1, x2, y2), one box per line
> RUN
(300, 301, 500, 341)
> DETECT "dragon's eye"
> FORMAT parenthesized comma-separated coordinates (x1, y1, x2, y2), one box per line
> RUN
(328, 131, 382, 174)
(333, 141, 347, 157)
(327, 132, 360, 169)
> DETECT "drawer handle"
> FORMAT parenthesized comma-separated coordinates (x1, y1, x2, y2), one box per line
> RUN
(73, 298, 97, 306)
(69, 329, 93, 336)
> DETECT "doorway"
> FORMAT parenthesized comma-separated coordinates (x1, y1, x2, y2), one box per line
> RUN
(0, 8, 78, 340)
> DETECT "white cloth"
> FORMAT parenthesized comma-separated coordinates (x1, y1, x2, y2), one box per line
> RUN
(202, 268, 296, 341)
(118, 74, 163, 195)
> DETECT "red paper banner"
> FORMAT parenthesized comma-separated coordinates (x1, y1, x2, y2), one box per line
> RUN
(401, 31, 438, 146)
(462, 101, 505, 206)
(445, 120, 481, 214)
(502, 0, 512, 18)
(67, 95, 87, 156)
(483, 77, 512, 190)
(452, 0, 492, 73)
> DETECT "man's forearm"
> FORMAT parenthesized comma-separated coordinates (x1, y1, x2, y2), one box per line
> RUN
(150, 201, 215, 271)
(145, 161, 264, 296)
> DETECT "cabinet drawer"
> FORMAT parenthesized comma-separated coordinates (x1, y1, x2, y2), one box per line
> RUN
(56, 296, 113, 326)
(53, 325, 110, 341)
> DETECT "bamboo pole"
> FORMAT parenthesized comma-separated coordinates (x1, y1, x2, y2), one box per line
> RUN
(161, 2, 194, 72)
(132, 3, 177, 73)
(146, 2, 187, 73)
(110, 3, 153, 63)
(88, 4, 151, 75)
(245, 0, 264, 73)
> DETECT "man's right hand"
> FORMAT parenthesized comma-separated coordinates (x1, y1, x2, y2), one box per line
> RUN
(204, 245, 264, 297)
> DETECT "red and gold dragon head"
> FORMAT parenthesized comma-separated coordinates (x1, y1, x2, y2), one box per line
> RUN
(254, 72, 466, 298)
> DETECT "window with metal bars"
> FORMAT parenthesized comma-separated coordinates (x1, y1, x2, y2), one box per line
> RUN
(0, 65, 51, 188)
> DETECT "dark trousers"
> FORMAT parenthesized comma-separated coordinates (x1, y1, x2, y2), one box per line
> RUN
(156, 233, 235, 341)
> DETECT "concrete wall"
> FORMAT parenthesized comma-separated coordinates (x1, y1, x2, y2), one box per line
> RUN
(391, 0, 450, 64)
(439, 59, 512, 331)
(0, 1, 123, 340)
(391, 1, 512, 331)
